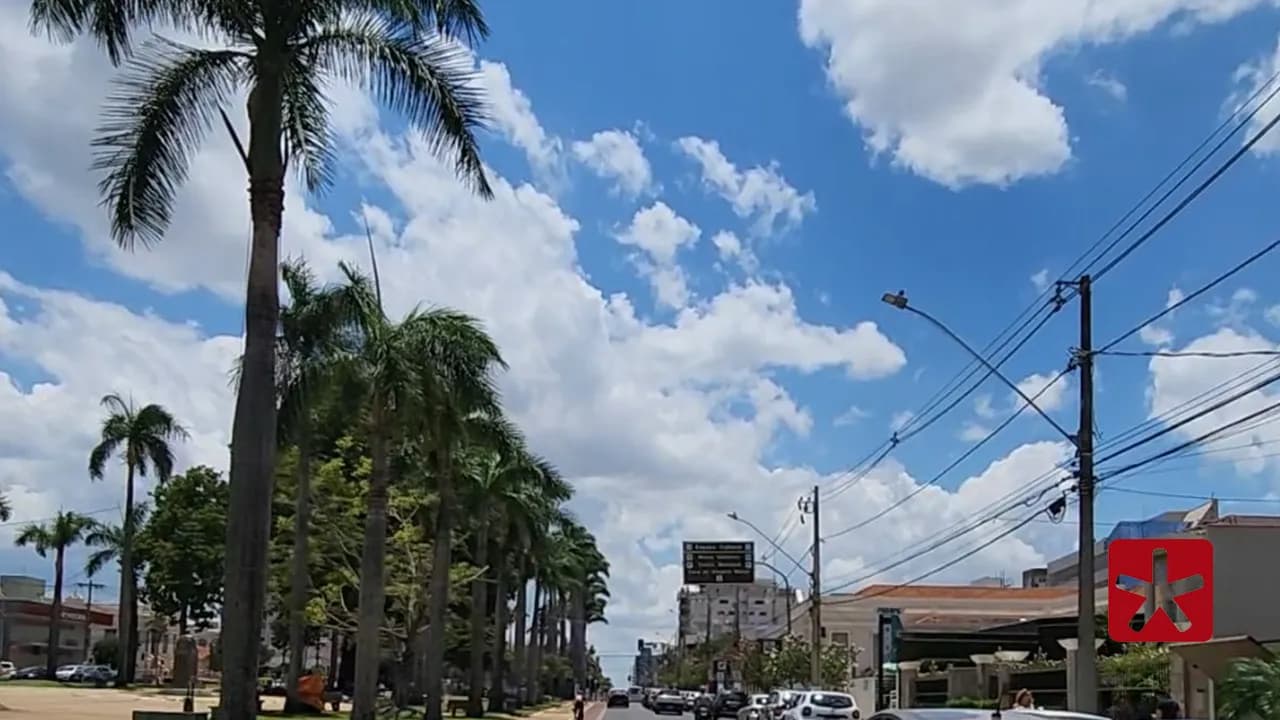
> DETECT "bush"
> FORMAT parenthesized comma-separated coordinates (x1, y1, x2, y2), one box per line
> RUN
(946, 697, 998, 709)
(92, 636, 120, 667)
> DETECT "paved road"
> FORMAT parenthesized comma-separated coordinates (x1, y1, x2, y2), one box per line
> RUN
(604, 704, 694, 720)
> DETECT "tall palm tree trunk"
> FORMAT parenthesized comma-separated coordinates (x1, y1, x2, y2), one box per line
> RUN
(114, 464, 136, 687)
(221, 71, 286, 720)
(352, 408, 392, 720)
(424, 464, 457, 720)
(466, 520, 490, 717)
(570, 585, 586, 694)
(285, 424, 314, 712)
(46, 547, 66, 678)
(525, 582, 542, 704)
(511, 569, 528, 708)
(488, 546, 509, 713)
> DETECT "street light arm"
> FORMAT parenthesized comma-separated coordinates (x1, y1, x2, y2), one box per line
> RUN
(726, 512, 808, 578)
(885, 292, 1076, 445)
(753, 558, 792, 590)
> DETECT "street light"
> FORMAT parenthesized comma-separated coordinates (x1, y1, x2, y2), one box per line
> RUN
(879, 290, 1075, 443)
(726, 512, 808, 574)
(754, 558, 794, 637)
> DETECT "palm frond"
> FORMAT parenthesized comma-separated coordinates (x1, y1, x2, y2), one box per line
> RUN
(93, 37, 249, 248)
(281, 56, 338, 193)
(29, 0, 178, 65)
(0, 492, 10, 522)
(305, 13, 492, 199)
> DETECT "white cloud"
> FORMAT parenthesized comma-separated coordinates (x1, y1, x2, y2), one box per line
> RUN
(478, 60, 564, 174)
(1232, 33, 1280, 156)
(1030, 269, 1051, 292)
(960, 421, 994, 442)
(797, 0, 1273, 188)
(890, 410, 915, 432)
(571, 129, 654, 197)
(1015, 371, 1070, 413)
(710, 230, 760, 274)
(834, 405, 870, 427)
(1139, 286, 1186, 346)
(1266, 305, 1280, 327)
(614, 202, 702, 309)
(1147, 326, 1280, 480)
(1208, 287, 1260, 328)
(675, 136, 817, 236)
(1087, 70, 1129, 102)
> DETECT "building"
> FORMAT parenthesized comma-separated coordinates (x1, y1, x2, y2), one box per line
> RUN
(1045, 500, 1218, 588)
(678, 579, 791, 647)
(0, 575, 117, 668)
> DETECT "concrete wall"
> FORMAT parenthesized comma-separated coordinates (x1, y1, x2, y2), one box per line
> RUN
(1209, 524, 1280, 640)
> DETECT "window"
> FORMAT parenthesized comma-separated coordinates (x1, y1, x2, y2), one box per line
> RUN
(718, 599, 730, 604)
(753, 599, 765, 605)
(830, 632, 850, 646)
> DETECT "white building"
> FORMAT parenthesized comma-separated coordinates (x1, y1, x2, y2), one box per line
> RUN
(678, 579, 793, 647)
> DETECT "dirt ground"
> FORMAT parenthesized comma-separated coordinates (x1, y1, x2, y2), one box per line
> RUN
(0, 685, 291, 720)
(0, 686, 584, 720)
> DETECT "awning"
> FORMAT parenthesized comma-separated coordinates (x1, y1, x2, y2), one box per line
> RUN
(1169, 636, 1273, 681)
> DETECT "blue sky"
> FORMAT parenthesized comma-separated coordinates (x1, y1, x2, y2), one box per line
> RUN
(3, 0, 1280, 685)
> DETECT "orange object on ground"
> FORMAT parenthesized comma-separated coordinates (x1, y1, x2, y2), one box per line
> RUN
(297, 673, 326, 712)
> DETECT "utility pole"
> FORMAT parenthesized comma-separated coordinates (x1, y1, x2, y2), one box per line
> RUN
(76, 580, 105, 662)
(1074, 274, 1098, 714)
(799, 486, 821, 686)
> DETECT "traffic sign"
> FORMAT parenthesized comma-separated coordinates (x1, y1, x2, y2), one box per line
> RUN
(683, 541, 754, 584)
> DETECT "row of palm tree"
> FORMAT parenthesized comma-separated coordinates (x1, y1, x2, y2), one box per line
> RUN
(24, 0, 499, 716)
(10, 505, 147, 679)
(268, 258, 610, 718)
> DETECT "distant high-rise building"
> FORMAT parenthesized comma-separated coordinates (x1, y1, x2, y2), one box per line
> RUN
(677, 579, 791, 647)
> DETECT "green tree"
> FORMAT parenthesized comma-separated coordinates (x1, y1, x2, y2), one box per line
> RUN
(1219, 657, 1280, 720)
(137, 466, 229, 633)
(28, 1, 494, 715)
(0, 492, 10, 521)
(88, 393, 187, 685)
(1099, 643, 1170, 691)
(274, 259, 361, 711)
(336, 262, 505, 720)
(14, 510, 95, 677)
(93, 636, 120, 667)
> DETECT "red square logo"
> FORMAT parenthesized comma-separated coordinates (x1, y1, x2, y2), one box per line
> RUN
(1108, 538, 1213, 642)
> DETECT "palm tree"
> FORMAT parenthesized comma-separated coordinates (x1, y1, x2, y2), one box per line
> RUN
(276, 259, 361, 712)
(15, 511, 95, 677)
(27, 3, 494, 715)
(88, 394, 187, 686)
(493, 460, 569, 711)
(338, 262, 505, 720)
(1219, 657, 1280, 720)
(84, 504, 150, 677)
(0, 492, 10, 521)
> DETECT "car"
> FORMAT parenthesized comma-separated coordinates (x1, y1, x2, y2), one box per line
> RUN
(714, 691, 749, 718)
(737, 694, 773, 720)
(684, 691, 702, 710)
(609, 689, 632, 708)
(654, 689, 687, 715)
(767, 690, 802, 719)
(864, 710, 1108, 720)
(12, 666, 47, 680)
(781, 692, 859, 720)
(54, 664, 84, 682)
(630, 687, 648, 704)
(0, 661, 15, 680)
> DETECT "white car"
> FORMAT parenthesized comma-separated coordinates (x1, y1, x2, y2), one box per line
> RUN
(782, 692, 860, 720)
(54, 664, 83, 682)
(0, 661, 15, 679)
(737, 694, 773, 720)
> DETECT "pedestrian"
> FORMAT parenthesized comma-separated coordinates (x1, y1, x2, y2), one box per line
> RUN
(1013, 689, 1035, 709)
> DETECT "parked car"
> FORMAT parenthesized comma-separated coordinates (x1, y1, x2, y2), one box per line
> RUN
(54, 664, 84, 682)
(0, 661, 15, 680)
(629, 687, 647, 704)
(609, 689, 631, 708)
(767, 690, 802, 719)
(865, 710, 1107, 720)
(714, 691, 750, 718)
(12, 666, 47, 680)
(781, 692, 859, 720)
(738, 694, 773, 720)
(684, 691, 702, 710)
(654, 689, 687, 715)
(79, 665, 117, 684)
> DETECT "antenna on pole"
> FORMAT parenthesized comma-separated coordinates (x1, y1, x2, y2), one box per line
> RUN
(363, 210, 384, 310)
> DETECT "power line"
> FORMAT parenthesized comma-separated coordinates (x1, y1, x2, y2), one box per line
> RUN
(0, 504, 120, 529)
(1098, 349, 1280, 359)
(1098, 236, 1280, 353)
(1105, 486, 1280, 504)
